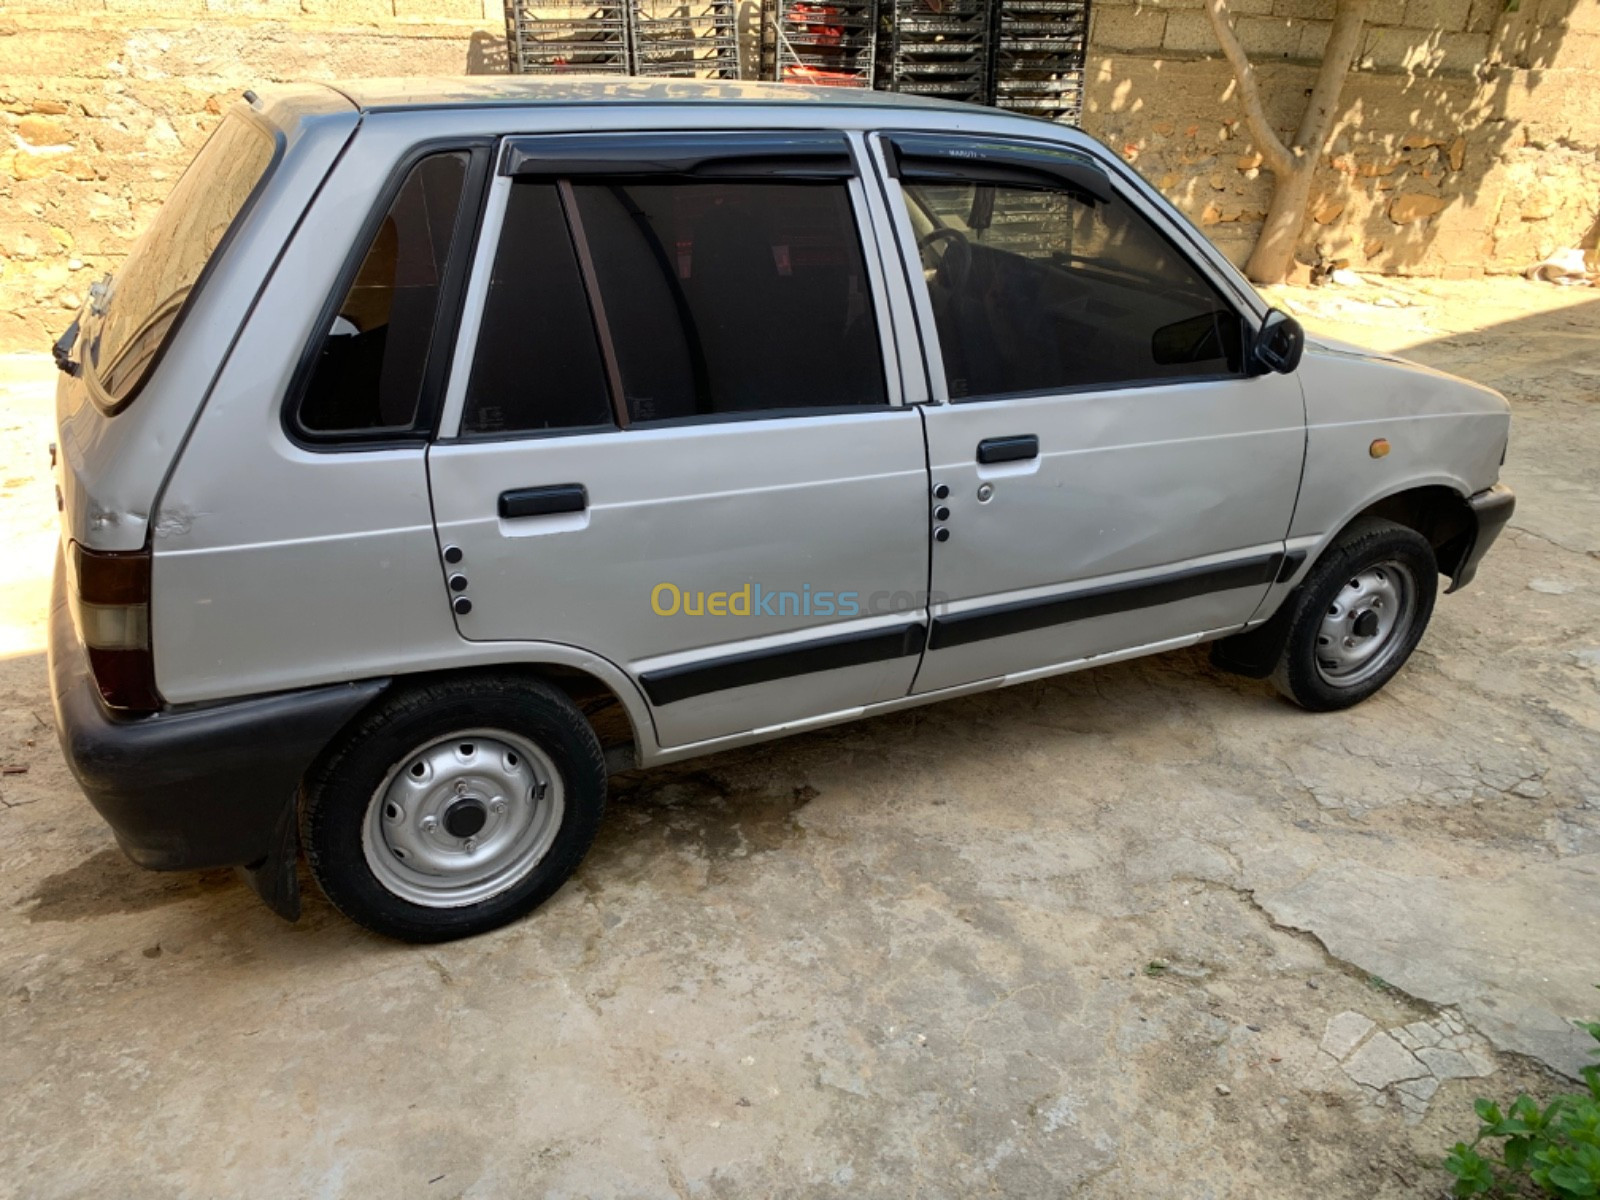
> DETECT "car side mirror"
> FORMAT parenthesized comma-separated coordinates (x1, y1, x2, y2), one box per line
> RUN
(1250, 309, 1305, 375)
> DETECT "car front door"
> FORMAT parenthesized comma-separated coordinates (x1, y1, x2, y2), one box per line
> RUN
(873, 132, 1307, 695)
(427, 132, 931, 750)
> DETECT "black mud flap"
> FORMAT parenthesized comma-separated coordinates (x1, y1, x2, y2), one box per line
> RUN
(1209, 589, 1301, 680)
(237, 798, 302, 922)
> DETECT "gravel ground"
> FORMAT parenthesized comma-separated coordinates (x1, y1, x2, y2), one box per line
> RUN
(0, 277, 1596, 1198)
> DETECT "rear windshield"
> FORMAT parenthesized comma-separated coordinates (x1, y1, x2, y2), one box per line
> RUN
(85, 110, 281, 409)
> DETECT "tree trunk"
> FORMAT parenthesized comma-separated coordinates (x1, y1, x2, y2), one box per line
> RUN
(1204, 0, 1371, 284)
(1245, 162, 1317, 283)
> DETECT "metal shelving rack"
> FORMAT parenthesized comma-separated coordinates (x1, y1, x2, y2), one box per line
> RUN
(763, 2, 879, 88)
(504, 1, 633, 74)
(989, 0, 1092, 125)
(630, 0, 740, 78)
(878, 0, 991, 105)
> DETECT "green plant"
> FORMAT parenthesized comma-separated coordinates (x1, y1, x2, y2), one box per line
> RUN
(1444, 1007, 1600, 1198)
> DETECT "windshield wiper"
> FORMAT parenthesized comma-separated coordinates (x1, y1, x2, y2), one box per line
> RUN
(52, 317, 80, 377)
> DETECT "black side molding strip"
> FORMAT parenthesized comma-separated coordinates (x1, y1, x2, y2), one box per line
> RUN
(929, 553, 1284, 651)
(640, 623, 927, 706)
(1276, 550, 1306, 582)
(499, 484, 587, 519)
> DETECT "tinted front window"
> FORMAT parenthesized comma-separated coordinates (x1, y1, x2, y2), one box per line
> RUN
(572, 180, 885, 422)
(87, 111, 278, 407)
(297, 152, 469, 436)
(902, 181, 1244, 400)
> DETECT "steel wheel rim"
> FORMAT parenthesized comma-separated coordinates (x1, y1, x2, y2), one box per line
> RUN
(1315, 559, 1417, 688)
(362, 728, 565, 908)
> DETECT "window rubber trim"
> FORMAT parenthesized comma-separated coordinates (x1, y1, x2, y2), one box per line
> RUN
(554, 179, 631, 430)
(625, 402, 904, 429)
(445, 403, 911, 443)
(88, 108, 286, 417)
(945, 369, 1256, 406)
(280, 136, 495, 452)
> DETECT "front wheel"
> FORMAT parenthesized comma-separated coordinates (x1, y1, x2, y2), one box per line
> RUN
(1271, 519, 1438, 712)
(301, 676, 606, 942)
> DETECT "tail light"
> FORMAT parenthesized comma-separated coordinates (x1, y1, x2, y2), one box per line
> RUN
(67, 541, 161, 712)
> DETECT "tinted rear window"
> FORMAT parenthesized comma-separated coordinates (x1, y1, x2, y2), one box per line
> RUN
(85, 111, 280, 408)
(572, 179, 886, 422)
(461, 181, 614, 436)
(297, 152, 470, 437)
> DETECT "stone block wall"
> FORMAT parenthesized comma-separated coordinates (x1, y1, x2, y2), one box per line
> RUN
(0, 0, 1597, 348)
(0, 0, 519, 348)
(1082, 0, 1600, 274)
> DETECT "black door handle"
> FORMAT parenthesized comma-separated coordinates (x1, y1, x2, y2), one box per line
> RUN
(498, 484, 588, 519)
(976, 435, 1039, 464)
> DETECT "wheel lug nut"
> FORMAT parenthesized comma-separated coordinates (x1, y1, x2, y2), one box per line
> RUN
(463, 837, 477, 853)
(490, 799, 506, 815)
(420, 815, 438, 832)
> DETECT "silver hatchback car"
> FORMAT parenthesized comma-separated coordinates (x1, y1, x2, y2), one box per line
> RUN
(48, 79, 1514, 941)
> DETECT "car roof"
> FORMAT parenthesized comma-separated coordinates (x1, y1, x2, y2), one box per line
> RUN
(324, 75, 1002, 118)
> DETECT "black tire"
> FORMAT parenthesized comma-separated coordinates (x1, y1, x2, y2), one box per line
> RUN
(1270, 519, 1438, 712)
(301, 675, 606, 942)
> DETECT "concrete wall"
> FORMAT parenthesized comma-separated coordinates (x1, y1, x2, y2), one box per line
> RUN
(1083, 0, 1600, 274)
(0, 0, 1597, 348)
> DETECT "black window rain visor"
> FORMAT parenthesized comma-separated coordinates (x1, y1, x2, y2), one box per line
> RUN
(501, 132, 857, 181)
(886, 133, 1114, 206)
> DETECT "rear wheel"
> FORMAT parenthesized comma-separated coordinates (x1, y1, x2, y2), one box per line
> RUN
(302, 676, 605, 942)
(1271, 520, 1438, 712)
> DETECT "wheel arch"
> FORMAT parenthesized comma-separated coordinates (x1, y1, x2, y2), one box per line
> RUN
(307, 652, 656, 792)
(377, 662, 648, 771)
(1212, 482, 1469, 681)
(1342, 484, 1475, 583)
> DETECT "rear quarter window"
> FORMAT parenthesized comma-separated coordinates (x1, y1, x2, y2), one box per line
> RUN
(84, 109, 282, 411)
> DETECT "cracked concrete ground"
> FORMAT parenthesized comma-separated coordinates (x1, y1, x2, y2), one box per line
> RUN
(1, 278, 1597, 1198)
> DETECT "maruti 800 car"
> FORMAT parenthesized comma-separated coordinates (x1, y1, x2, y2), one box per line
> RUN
(48, 79, 1514, 941)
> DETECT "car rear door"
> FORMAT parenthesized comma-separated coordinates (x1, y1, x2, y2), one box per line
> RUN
(427, 131, 932, 750)
(871, 132, 1307, 695)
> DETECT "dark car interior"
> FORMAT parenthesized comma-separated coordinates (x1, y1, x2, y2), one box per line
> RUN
(905, 181, 1245, 399)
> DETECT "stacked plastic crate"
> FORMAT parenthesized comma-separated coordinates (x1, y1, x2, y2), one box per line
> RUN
(630, 1, 740, 78)
(763, 1, 879, 88)
(878, 0, 991, 105)
(504, 2, 633, 74)
(989, 0, 1092, 125)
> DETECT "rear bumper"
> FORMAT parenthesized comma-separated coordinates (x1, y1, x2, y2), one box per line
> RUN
(47, 552, 384, 881)
(1448, 483, 1516, 592)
